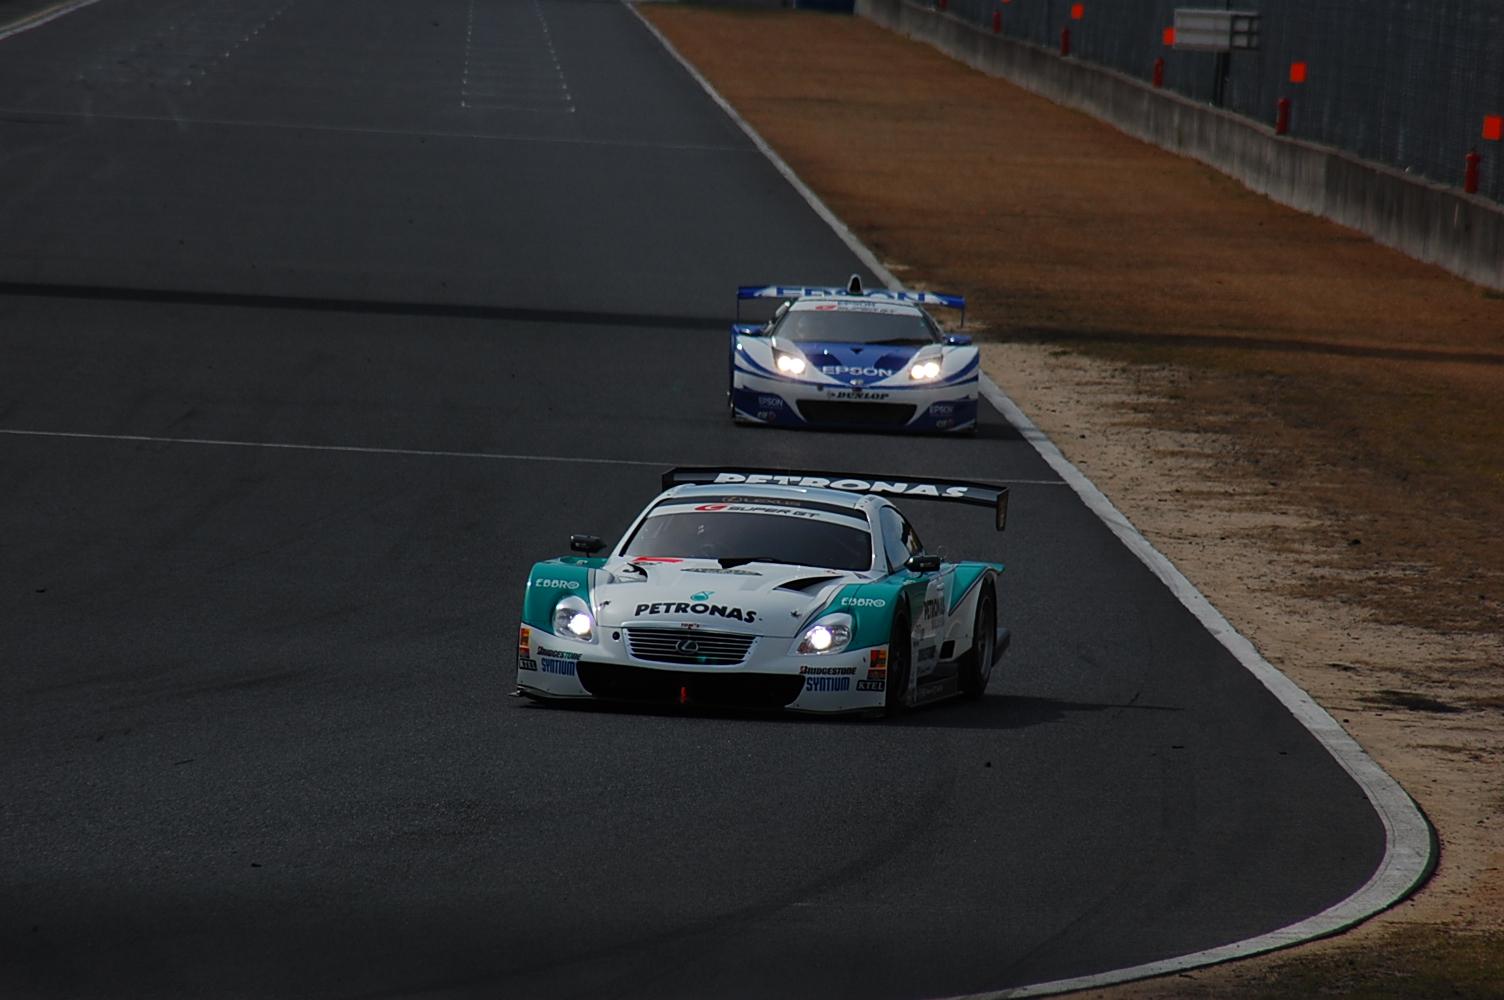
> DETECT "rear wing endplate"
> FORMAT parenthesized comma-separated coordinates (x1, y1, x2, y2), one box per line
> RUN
(662, 467, 1008, 532)
(735, 274, 965, 325)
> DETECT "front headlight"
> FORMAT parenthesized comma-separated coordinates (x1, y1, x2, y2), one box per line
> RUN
(775, 351, 807, 376)
(552, 595, 595, 642)
(793, 613, 853, 655)
(909, 359, 942, 381)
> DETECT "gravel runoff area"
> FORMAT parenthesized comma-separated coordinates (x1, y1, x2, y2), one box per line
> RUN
(640, 5, 1504, 997)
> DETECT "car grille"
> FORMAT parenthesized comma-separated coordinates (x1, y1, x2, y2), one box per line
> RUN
(797, 400, 916, 427)
(624, 627, 755, 666)
(577, 662, 805, 710)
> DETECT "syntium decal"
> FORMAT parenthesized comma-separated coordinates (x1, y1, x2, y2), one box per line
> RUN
(804, 676, 851, 693)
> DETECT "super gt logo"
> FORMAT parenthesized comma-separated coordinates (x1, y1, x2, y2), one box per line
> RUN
(712, 473, 972, 499)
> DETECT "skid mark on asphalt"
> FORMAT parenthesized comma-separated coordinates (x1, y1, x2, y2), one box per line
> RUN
(0, 428, 1068, 485)
(462, 0, 574, 114)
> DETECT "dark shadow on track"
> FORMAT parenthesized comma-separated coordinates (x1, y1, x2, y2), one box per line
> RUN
(512, 692, 1180, 731)
(0, 280, 724, 330)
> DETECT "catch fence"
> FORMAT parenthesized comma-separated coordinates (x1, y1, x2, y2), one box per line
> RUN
(937, 0, 1504, 203)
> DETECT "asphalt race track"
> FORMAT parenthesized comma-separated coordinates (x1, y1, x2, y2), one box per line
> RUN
(0, 1, 1389, 997)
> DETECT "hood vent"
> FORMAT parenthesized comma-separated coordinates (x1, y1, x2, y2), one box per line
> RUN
(776, 575, 842, 594)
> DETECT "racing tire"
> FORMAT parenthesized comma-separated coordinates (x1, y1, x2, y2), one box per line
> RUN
(884, 613, 912, 718)
(958, 582, 996, 699)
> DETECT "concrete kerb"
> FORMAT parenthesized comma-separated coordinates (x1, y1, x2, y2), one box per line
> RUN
(630, 4, 1436, 996)
(857, 0, 1504, 293)
(0, 0, 106, 40)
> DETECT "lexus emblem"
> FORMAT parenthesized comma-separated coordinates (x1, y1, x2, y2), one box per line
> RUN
(677, 639, 700, 653)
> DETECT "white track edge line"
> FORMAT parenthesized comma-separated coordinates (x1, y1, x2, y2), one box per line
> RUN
(0, 0, 103, 41)
(0, 428, 665, 467)
(628, 4, 1435, 996)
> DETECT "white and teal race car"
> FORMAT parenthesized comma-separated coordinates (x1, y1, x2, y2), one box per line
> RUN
(515, 468, 1010, 716)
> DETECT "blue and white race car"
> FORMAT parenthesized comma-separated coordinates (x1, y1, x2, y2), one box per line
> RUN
(515, 467, 1010, 716)
(729, 276, 979, 433)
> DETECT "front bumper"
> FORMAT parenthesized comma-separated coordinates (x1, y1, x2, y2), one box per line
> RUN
(515, 626, 889, 713)
(731, 370, 978, 433)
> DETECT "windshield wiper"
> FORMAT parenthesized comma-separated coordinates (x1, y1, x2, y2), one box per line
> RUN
(717, 555, 798, 569)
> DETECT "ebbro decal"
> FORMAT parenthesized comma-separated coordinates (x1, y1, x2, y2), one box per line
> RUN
(856, 679, 885, 692)
(799, 665, 857, 676)
(534, 578, 580, 590)
(634, 601, 759, 623)
(804, 676, 851, 693)
(712, 473, 973, 499)
(842, 597, 886, 608)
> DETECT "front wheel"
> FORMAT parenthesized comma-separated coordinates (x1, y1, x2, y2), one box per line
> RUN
(958, 582, 995, 699)
(884, 613, 912, 717)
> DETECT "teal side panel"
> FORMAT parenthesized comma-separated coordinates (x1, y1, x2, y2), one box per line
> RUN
(949, 562, 1003, 612)
(521, 559, 594, 632)
(824, 572, 931, 649)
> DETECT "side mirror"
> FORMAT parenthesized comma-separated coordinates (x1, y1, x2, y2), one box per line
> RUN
(944, 334, 973, 347)
(904, 553, 941, 574)
(570, 534, 604, 555)
(732, 323, 765, 337)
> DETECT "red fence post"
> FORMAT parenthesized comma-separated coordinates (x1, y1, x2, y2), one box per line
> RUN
(1464, 148, 1481, 194)
(1060, 26, 1071, 56)
(1152, 57, 1164, 88)
(1275, 97, 1291, 135)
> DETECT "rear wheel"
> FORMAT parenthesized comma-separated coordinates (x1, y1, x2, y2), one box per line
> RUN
(958, 582, 996, 699)
(884, 613, 912, 717)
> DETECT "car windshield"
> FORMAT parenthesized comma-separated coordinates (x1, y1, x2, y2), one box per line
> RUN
(773, 307, 936, 345)
(622, 511, 872, 572)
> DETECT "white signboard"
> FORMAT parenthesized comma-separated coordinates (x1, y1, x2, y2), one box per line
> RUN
(1173, 9, 1261, 52)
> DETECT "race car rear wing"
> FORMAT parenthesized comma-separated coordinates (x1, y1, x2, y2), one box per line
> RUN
(662, 466, 1008, 532)
(736, 274, 966, 325)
